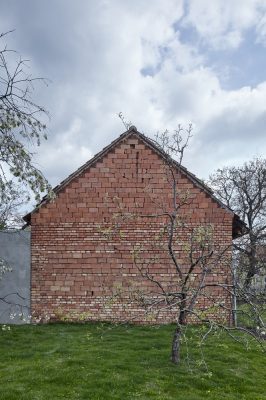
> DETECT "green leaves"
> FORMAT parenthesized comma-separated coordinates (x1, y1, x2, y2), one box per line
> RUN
(0, 31, 52, 207)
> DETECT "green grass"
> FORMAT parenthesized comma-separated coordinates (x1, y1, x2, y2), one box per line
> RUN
(0, 323, 265, 400)
(237, 302, 266, 329)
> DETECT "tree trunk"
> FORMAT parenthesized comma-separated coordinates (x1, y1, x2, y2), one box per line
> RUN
(244, 266, 256, 289)
(171, 294, 187, 364)
(171, 323, 181, 364)
(244, 242, 257, 290)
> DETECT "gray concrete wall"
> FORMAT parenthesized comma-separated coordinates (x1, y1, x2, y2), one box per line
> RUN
(0, 230, 31, 324)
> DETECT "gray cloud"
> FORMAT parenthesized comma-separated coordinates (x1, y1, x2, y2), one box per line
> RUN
(0, 0, 265, 193)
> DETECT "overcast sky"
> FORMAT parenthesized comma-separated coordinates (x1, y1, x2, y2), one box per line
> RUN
(1, 0, 266, 188)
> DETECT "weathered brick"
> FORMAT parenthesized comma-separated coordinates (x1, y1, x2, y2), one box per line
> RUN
(29, 131, 235, 325)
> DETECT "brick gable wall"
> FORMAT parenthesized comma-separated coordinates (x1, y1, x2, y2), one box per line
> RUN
(31, 134, 233, 324)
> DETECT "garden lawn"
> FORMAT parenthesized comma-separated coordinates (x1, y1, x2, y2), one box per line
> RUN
(0, 323, 265, 400)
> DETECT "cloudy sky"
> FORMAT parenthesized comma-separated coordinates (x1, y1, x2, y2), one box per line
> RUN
(1, 0, 266, 188)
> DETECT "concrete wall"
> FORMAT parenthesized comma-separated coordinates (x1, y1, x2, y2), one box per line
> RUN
(0, 230, 30, 324)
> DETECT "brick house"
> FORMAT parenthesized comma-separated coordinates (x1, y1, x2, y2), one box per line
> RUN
(24, 126, 245, 324)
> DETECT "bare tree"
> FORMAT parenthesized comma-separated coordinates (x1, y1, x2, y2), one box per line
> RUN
(209, 159, 266, 291)
(101, 121, 265, 364)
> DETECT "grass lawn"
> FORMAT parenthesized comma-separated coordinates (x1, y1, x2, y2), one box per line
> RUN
(0, 323, 265, 400)
(237, 302, 266, 330)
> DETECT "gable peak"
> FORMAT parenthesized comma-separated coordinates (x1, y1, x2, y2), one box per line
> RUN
(127, 125, 137, 132)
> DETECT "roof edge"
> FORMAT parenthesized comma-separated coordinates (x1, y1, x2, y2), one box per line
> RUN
(23, 126, 246, 237)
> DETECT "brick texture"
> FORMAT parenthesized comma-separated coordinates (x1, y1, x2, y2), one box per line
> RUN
(30, 133, 233, 324)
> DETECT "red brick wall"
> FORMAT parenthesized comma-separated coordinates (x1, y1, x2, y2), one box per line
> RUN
(31, 134, 233, 324)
